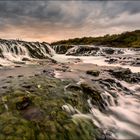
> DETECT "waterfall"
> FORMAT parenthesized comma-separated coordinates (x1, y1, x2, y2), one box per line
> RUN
(89, 79, 140, 139)
(64, 45, 137, 56)
(0, 39, 55, 66)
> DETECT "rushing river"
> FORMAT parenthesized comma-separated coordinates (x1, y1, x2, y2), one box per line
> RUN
(52, 53, 140, 139)
(0, 40, 140, 139)
(52, 54, 140, 73)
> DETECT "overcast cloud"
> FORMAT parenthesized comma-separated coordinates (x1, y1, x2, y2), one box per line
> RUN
(0, 1, 140, 42)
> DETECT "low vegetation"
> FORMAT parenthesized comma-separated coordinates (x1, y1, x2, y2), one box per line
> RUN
(0, 75, 101, 140)
(51, 30, 140, 48)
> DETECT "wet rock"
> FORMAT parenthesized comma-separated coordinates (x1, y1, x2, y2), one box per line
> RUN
(97, 78, 133, 95)
(109, 68, 140, 83)
(22, 57, 30, 61)
(65, 83, 82, 92)
(66, 46, 100, 56)
(14, 65, 21, 68)
(103, 48, 115, 54)
(14, 61, 25, 65)
(80, 82, 105, 111)
(109, 68, 131, 77)
(105, 58, 117, 64)
(2, 86, 7, 89)
(43, 70, 47, 73)
(50, 58, 57, 64)
(42, 69, 55, 77)
(16, 97, 32, 110)
(22, 84, 32, 89)
(86, 70, 100, 76)
(18, 75, 24, 78)
(62, 104, 76, 115)
(7, 76, 13, 78)
(52, 45, 74, 54)
(34, 74, 40, 76)
(132, 61, 140, 67)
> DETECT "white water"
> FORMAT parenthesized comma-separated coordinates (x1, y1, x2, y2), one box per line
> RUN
(0, 40, 54, 66)
(52, 54, 140, 73)
(90, 82, 140, 139)
(0, 41, 140, 139)
(52, 52, 140, 139)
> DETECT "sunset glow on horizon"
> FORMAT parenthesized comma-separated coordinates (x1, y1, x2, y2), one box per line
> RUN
(0, 1, 140, 43)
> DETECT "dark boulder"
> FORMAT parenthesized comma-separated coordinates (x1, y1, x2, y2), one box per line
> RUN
(86, 70, 100, 76)
(22, 57, 30, 61)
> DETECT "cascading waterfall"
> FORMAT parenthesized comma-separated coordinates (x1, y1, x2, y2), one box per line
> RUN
(88, 79, 140, 139)
(0, 39, 55, 66)
(65, 45, 131, 56)
(52, 45, 74, 54)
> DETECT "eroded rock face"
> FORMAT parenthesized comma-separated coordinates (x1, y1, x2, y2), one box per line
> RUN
(65, 45, 127, 56)
(66, 46, 100, 56)
(109, 68, 140, 83)
(52, 45, 74, 54)
(80, 82, 106, 111)
(65, 83, 82, 92)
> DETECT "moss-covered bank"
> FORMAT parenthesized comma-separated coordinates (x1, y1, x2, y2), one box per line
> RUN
(0, 75, 101, 140)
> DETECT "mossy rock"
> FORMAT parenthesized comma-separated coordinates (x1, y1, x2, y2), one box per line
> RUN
(0, 75, 101, 140)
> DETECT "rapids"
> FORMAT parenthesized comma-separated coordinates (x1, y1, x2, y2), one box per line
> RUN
(51, 46, 140, 139)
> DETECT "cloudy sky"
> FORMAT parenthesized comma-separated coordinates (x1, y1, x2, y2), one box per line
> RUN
(0, 1, 140, 43)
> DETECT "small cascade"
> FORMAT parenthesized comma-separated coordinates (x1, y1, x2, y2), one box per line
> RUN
(89, 79, 140, 139)
(65, 45, 127, 56)
(52, 45, 74, 54)
(0, 39, 55, 66)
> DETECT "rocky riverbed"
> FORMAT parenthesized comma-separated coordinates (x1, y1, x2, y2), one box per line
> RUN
(0, 40, 140, 139)
(0, 55, 140, 140)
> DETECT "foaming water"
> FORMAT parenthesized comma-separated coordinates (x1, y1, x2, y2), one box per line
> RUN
(0, 40, 55, 66)
(90, 82, 140, 139)
(52, 53, 140, 139)
(52, 54, 140, 73)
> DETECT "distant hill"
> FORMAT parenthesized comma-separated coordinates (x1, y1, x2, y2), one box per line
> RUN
(51, 30, 140, 48)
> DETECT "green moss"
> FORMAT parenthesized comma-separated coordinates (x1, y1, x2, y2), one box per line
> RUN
(0, 75, 101, 140)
